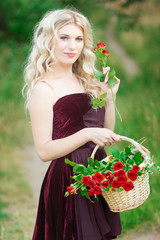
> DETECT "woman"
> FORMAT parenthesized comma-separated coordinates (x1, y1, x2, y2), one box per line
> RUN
(23, 8, 122, 240)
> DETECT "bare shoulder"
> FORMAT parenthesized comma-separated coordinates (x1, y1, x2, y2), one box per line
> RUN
(29, 80, 56, 112)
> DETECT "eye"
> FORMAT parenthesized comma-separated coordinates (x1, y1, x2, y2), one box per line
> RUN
(76, 37, 83, 41)
(60, 36, 68, 40)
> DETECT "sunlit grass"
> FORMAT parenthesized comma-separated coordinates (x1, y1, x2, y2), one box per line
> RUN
(111, 4, 160, 234)
(0, 42, 34, 239)
(0, 147, 36, 240)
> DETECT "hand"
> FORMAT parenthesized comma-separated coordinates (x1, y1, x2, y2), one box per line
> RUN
(102, 66, 120, 98)
(84, 127, 121, 147)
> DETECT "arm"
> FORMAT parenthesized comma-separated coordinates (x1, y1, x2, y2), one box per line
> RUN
(29, 82, 120, 162)
(104, 98, 116, 131)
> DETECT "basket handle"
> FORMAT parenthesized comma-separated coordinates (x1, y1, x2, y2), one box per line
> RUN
(91, 135, 150, 160)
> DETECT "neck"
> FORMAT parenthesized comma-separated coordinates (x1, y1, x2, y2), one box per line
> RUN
(49, 62, 74, 79)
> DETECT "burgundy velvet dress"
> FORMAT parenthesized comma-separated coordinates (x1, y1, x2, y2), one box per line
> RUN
(32, 93, 122, 240)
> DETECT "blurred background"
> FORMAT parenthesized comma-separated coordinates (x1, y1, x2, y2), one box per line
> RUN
(0, 0, 160, 239)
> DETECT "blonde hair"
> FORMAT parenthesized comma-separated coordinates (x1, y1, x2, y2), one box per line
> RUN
(22, 8, 102, 110)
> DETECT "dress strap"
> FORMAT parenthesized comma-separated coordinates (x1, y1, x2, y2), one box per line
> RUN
(39, 81, 59, 98)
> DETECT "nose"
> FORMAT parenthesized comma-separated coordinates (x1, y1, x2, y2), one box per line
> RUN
(68, 39, 76, 50)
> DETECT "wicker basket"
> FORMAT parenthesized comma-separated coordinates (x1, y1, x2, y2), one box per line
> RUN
(91, 136, 151, 212)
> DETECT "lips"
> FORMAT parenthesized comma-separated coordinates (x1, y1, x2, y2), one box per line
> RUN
(64, 53, 76, 57)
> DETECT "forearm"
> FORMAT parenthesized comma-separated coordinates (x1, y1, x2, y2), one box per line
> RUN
(36, 129, 88, 162)
(104, 99, 116, 131)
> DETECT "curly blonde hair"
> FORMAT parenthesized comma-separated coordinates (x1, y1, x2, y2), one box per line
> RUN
(22, 8, 102, 110)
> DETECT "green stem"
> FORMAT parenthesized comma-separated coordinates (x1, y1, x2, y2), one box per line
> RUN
(110, 87, 122, 122)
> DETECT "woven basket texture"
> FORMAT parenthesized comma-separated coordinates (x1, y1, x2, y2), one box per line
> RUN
(102, 171, 150, 212)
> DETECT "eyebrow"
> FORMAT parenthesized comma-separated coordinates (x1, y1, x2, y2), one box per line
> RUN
(59, 34, 83, 38)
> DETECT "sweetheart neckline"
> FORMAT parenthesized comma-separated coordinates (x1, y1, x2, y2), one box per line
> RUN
(53, 93, 91, 109)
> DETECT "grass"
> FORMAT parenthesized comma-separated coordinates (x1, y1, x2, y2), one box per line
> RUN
(0, 146, 36, 240)
(0, 42, 35, 239)
(108, 0, 160, 234)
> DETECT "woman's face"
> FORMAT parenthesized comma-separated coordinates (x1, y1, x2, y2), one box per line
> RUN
(54, 23, 84, 66)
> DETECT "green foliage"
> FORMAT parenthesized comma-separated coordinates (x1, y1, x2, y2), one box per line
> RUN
(111, 148, 120, 158)
(0, 0, 101, 42)
(65, 158, 76, 167)
(91, 92, 107, 109)
(0, 200, 10, 220)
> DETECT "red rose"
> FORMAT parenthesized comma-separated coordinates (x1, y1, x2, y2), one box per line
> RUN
(105, 171, 112, 178)
(132, 165, 140, 172)
(67, 186, 76, 194)
(95, 181, 101, 186)
(111, 180, 121, 189)
(93, 47, 97, 52)
(102, 50, 110, 56)
(117, 175, 127, 184)
(97, 42, 106, 48)
(86, 179, 95, 188)
(93, 186, 102, 195)
(128, 170, 138, 181)
(82, 175, 92, 185)
(102, 180, 109, 188)
(114, 170, 126, 177)
(93, 172, 104, 182)
(88, 188, 94, 196)
(108, 174, 114, 182)
(113, 162, 124, 171)
(123, 181, 134, 191)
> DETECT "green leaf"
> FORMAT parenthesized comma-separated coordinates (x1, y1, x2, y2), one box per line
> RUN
(91, 98, 99, 104)
(98, 100, 105, 108)
(82, 167, 88, 175)
(125, 147, 131, 156)
(80, 189, 85, 196)
(81, 186, 86, 191)
(133, 152, 142, 164)
(94, 71, 104, 79)
(108, 68, 116, 78)
(88, 157, 94, 167)
(100, 75, 105, 82)
(128, 159, 134, 165)
(65, 158, 76, 167)
(87, 166, 93, 174)
(137, 170, 143, 176)
(73, 164, 86, 174)
(111, 148, 119, 158)
(108, 78, 117, 87)
(92, 104, 98, 109)
(100, 92, 107, 99)
(120, 151, 126, 161)
(99, 161, 107, 168)
(95, 160, 100, 167)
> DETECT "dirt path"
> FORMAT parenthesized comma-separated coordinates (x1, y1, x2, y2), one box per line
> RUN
(119, 228, 160, 240)
(106, 15, 141, 78)
(23, 145, 50, 205)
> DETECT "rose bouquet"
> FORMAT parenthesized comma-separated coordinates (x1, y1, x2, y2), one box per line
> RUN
(65, 136, 160, 212)
(91, 42, 122, 121)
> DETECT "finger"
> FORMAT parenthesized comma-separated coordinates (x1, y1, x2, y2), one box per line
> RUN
(114, 76, 120, 83)
(112, 134, 121, 142)
(104, 75, 109, 84)
(103, 66, 110, 75)
(105, 137, 115, 146)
